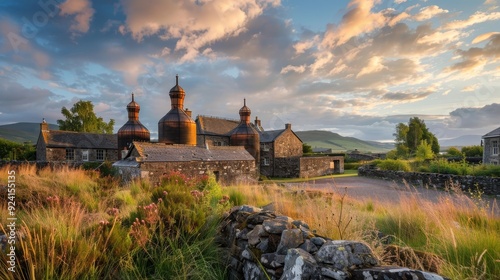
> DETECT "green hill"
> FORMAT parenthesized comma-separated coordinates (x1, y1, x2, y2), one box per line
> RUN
(295, 130, 393, 153)
(0, 122, 58, 144)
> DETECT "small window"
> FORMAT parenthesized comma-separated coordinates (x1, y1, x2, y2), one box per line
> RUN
(96, 149, 105, 161)
(66, 148, 74, 161)
(82, 150, 89, 162)
(262, 157, 270, 166)
(492, 141, 499, 155)
(329, 161, 335, 169)
(262, 144, 270, 152)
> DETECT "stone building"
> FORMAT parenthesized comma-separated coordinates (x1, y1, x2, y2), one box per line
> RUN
(114, 142, 257, 185)
(482, 127, 500, 165)
(260, 124, 302, 177)
(36, 120, 118, 162)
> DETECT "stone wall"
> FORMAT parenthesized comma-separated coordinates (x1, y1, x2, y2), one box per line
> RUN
(483, 136, 500, 165)
(299, 156, 344, 178)
(358, 165, 500, 196)
(272, 157, 300, 178)
(219, 205, 448, 280)
(274, 129, 303, 158)
(136, 160, 258, 186)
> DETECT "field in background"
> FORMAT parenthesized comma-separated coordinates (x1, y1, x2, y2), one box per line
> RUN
(1, 165, 498, 279)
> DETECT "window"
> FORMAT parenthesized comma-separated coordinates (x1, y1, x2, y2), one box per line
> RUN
(493, 141, 499, 155)
(262, 157, 270, 166)
(329, 161, 335, 169)
(262, 144, 270, 152)
(82, 150, 89, 162)
(66, 148, 74, 161)
(96, 149, 105, 161)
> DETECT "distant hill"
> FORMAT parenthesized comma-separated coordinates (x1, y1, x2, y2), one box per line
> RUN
(439, 135, 482, 149)
(295, 130, 393, 153)
(0, 122, 58, 144)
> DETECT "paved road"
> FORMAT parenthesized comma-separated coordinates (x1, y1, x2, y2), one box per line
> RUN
(285, 176, 499, 215)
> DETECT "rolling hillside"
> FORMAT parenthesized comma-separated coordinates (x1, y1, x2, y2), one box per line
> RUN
(295, 130, 393, 153)
(0, 122, 58, 143)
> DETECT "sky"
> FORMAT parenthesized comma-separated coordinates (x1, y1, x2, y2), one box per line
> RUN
(1, 0, 500, 143)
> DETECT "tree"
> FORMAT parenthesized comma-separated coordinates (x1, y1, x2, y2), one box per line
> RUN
(461, 145, 483, 157)
(446, 147, 462, 157)
(302, 143, 313, 154)
(393, 117, 440, 157)
(57, 100, 115, 134)
(416, 140, 434, 160)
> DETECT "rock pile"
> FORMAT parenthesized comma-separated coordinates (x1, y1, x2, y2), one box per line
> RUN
(219, 205, 449, 280)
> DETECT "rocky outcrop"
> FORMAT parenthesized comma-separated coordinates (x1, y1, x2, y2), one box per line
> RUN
(358, 165, 499, 196)
(219, 205, 449, 280)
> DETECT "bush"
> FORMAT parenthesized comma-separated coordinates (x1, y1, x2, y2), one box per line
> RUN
(376, 159, 411, 172)
(429, 159, 469, 175)
(344, 162, 362, 170)
(472, 165, 500, 177)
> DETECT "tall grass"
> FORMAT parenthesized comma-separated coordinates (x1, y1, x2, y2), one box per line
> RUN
(0, 165, 228, 280)
(225, 181, 500, 279)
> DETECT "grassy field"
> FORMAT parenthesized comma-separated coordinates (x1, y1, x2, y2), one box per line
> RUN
(1, 164, 498, 279)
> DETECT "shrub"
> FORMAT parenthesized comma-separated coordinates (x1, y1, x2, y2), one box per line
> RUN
(376, 159, 411, 172)
(428, 159, 469, 175)
(471, 164, 500, 177)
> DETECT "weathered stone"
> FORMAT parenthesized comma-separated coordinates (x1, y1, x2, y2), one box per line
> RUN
(242, 249, 253, 261)
(299, 239, 318, 254)
(320, 267, 348, 280)
(258, 224, 269, 237)
(280, 248, 318, 280)
(352, 266, 450, 280)
(243, 261, 266, 280)
(261, 253, 286, 268)
(268, 234, 281, 252)
(247, 225, 263, 246)
(247, 211, 276, 225)
(315, 240, 379, 271)
(276, 215, 294, 223)
(237, 227, 250, 240)
(300, 226, 315, 239)
(240, 205, 263, 213)
(256, 238, 269, 252)
(292, 220, 310, 229)
(237, 211, 252, 224)
(277, 229, 304, 255)
(263, 219, 291, 234)
(311, 237, 327, 247)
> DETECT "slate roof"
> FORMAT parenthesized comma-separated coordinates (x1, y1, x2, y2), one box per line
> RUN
(196, 115, 239, 136)
(129, 142, 255, 162)
(483, 127, 500, 138)
(40, 130, 117, 149)
(259, 129, 286, 142)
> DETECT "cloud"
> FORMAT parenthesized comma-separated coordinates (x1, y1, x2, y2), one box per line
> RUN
(280, 64, 306, 74)
(120, 0, 280, 61)
(461, 84, 479, 92)
(443, 11, 500, 30)
(447, 34, 500, 72)
(413, 5, 449, 21)
(59, 0, 95, 34)
(472, 32, 500, 44)
(448, 103, 500, 128)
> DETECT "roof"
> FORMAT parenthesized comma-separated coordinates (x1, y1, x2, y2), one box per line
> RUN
(483, 127, 500, 138)
(128, 141, 255, 162)
(40, 130, 117, 149)
(259, 129, 286, 142)
(196, 115, 240, 136)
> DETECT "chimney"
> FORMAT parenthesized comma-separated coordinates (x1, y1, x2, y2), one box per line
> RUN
(40, 118, 49, 132)
(255, 116, 261, 128)
(185, 108, 192, 117)
(285, 123, 291, 130)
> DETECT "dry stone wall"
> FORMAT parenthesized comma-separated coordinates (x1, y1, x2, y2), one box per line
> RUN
(358, 165, 500, 196)
(219, 205, 449, 280)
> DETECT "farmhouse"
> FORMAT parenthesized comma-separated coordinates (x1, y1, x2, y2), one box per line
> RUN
(482, 127, 500, 165)
(37, 75, 344, 183)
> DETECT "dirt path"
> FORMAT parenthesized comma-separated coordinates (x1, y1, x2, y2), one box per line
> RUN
(285, 176, 499, 215)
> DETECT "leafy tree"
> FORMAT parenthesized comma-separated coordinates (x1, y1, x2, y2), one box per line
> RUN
(0, 139, 35, 161)
(461, 145, 483, 157)
(302, 143, 313, 154)
(446, 147, 463, 157)
(416, 140, 434, 160)
(393, 117, 439, 157)
(57, 100, 115, 134)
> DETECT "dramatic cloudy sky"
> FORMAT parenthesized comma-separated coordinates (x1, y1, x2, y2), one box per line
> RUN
(1, 0, 500, 142)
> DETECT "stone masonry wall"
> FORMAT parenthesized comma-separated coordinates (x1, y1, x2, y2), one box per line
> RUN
(299, 156, 344, 178)
(219, 205, 449, 280)
(358, 165, 500, 196)
(140, 160, 258, 186)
